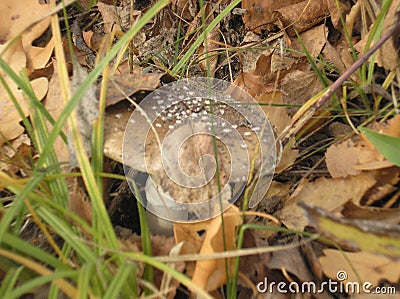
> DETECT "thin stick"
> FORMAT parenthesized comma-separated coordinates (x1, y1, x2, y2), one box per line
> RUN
(281, 19, 400, 147)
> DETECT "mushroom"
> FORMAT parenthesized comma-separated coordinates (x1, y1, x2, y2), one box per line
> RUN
(122, 78, 277, 231)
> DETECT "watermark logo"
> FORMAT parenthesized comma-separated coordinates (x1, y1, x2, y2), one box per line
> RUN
(122, 77, 277, 222)
(256, 271, 397, 295)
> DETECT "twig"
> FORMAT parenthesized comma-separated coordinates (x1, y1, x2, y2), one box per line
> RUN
(280, 19, 400, 148)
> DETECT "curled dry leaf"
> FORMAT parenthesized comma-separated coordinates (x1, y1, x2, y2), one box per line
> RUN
(0, 1, 53, 145)
(242, 0, 303, 33)
(301, 202, 400, 258)
(343, 167, 400, 223)
(174, 205, 242, 292)
(272, 0, 329, 36)
(326, 116, 400, 177)
(0, 69, 48, 145)
(0, 1, 53, 70)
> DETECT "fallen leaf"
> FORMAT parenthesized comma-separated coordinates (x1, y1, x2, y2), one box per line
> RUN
(102, 71, 163, 107)
(242, 0, 303, 33)
(0, 73, 48, 145)
(320, 249, 400, 286)
(0, 1, 53, 145)
(191, 205, 242, 291)
(326, 116, 400, 174)
(301, 202, 400, 258)
(281, 70, 328, 115)
(44, 62, 69, 167)
(272, 0, 329, 36)
(354, 1, 400, 71)
(268, 246, 313, 282)
(291, 24, 328, 58)
(325, 139, 362, 178)
(280, 172, 376, 230)
(174, 205, 242, 291)
(233, 72, 269, 97)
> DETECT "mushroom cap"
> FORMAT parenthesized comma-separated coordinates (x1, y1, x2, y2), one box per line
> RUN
(122, 78, 277, 215)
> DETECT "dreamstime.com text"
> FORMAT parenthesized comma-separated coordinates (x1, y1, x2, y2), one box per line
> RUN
(256, 271, 397, 295)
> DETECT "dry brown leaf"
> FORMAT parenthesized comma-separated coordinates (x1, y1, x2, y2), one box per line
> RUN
(0, 1, 53, 70)
(344, 201, 400, 224)
(0, 1, 51, 43)
(354, 0, 400, 71)
(280, 172, 376, 230)
(325, 0, 350, 29)
(327, 116, 400, 174)
(233, 72, 270, 97)
(0, 134, 32, 174)
(0, 74, 48, 145)
(44, 62, 69, 166)
(268, 246, 313, 282)
(191, 205, 242, 291)
(291, 24, 328, 58)
(102, 71, 163, 106)
(325, 139, 362, 178)
(343, 167, 400, 223)
(0, 1, 53, 145)
(281, 70, 327, 114)
(320, 249, 400, 286)
(242, 0, 303, 33)
(256, 92, 299, 173)
(174, 205, 242, 291)
(273, 0, 329, 36)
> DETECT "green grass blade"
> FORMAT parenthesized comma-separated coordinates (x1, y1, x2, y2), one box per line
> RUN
(359, 127, 400, 166)
(171, 0, 241, 76)
(103, 263, 136, 298)
(0, 267, 24, 298)
(37, 0, 170, 169)
(77, 262, 94, 299)
(8, 270, 77, 299)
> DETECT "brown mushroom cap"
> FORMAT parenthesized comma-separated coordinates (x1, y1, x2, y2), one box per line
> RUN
(123, 78, 276, 220)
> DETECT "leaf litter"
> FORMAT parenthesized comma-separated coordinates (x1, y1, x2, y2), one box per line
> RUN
(1, 0, 400, 297)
